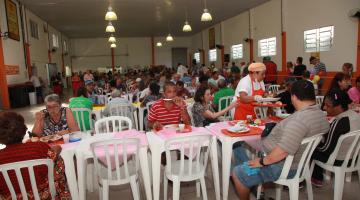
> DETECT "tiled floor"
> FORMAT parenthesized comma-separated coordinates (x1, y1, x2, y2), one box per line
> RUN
(9, 91, 360, 200)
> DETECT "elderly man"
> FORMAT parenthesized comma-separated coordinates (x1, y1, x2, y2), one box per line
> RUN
(232, 80, 329, 200)
(103, 89, 131, 116)
(171, 73, 181, 84)
(148, 81, 191, 130)
(213, 79, 234, 111)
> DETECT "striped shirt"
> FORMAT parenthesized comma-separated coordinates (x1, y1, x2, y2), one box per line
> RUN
(148, 99, 182, 125)
(314, 62, 326, 74)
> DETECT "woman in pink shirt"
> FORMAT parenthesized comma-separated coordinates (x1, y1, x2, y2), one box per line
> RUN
(348, 76, 360, 104)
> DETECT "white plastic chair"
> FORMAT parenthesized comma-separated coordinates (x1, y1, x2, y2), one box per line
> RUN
(218, 96, 233, 119)
(254, 107, 267, 119)
(108, 102, 137, 128)
(316, 96, 324, 106)
(268, 85, 280, 94)
(0, 159, 56, 200)
(90, 138, 141, 200)
(71, 107, 94, 131)
(258, 133, 324, 200)
(163, 134, 213, 200)
(311, 130, 360, 200)
(187, 103, 195, 126)
(95, 116, 133, 134)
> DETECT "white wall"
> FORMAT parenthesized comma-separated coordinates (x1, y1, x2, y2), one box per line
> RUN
(154, 36, 191, 68)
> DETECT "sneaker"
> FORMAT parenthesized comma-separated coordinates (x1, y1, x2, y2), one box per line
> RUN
(311, 178, 324, 187)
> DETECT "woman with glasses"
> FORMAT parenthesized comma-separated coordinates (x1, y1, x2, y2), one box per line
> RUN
(32, 94, 79, 137)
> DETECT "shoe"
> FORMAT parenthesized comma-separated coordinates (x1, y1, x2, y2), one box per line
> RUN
(311, 178, 324, 187)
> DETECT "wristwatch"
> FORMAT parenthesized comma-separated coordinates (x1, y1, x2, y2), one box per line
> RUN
(259, 157, 267, 166)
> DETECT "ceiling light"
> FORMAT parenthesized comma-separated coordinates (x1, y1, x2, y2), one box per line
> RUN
(105, 22, 115, 33)
(110, 43, 116, 48)
(156, 42, 162, 47)
(183, 21, 192, 32)
(108, 35, 116, 43)
(166, 34, 174, 42)
(201, 8, 212, 22)
(105, 6, 117, 21)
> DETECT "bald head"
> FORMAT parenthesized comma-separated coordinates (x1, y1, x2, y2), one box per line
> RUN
(218, 79, 226, 89)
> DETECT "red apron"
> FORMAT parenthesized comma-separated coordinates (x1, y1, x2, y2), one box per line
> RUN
(234, 79, 265, 120)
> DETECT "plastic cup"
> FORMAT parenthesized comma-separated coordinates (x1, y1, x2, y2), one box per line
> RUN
(63, 134, 70, 143)
(179, 124, 185, 132)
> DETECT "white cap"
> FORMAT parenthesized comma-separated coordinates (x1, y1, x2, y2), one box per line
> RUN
(136, 78, 142, 82)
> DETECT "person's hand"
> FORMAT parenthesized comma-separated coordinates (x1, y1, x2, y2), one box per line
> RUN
(248, 158, 262, 168)
(51, 145, 62, 155)
(153, 121, 163, 131)
(35, 111, 45, 121)
(56, 130, 69, 136)
(229, 101, 240, 108)
(173, 97, 186, 108)
(254, 95, 263, 102)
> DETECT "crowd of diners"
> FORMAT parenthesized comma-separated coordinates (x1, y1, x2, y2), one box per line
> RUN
(1, 57, 360, 199)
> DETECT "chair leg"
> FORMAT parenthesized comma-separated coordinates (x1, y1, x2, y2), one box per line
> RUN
(288, 182, 299, 200)
(196, 180, 201, 197)
(305, 173, 314, 200)
(275, 185, 282, 200)
(130, 176, 140, 200)
(358, 170, 360, 186)
(102, 181, 109, 200)
(345, 172, 352, 182)
(172, 177, 181, 200)
(200, 177, 208, 200)
(164, 175, 168, 200)
(256, 185, 262, 200)
(334, 168, 345, 200)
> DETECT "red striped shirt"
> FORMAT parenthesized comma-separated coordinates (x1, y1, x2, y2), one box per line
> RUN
(148, 99, 182, 125)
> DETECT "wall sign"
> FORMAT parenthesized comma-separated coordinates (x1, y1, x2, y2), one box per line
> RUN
(6, 65, 20, 75)
(5, 0, 20, 41)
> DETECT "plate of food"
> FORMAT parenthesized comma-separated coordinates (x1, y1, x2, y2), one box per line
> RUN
(40, 134, 62, 143)
(227, 125, 250, 133)
(260, 97, 280, 102)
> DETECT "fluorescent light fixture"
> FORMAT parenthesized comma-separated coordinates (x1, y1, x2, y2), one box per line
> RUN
(105, 22, 115, 33)
(105, 6, 117, 21)
(182, 21, 192, 32)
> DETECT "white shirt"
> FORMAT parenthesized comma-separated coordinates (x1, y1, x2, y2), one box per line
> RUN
(234, 74, 265, 98)
(30, 76, 41, 87)
(140, 87, 150, 99)
(177, 65, 188, 77)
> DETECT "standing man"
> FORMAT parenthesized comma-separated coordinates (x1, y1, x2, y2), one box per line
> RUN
(263, 56, 277, 84)
(309, 56, 326, 91)
(293, 57, 307, 79)
(176, 63, 188, 78)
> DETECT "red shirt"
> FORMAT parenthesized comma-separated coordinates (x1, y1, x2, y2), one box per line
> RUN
(148, 99, 182, 125)
(264, 61, 277, 82)
(0, 142, 50, 197)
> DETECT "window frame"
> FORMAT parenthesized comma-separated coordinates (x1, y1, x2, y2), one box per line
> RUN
(304, 25, 334, 53)
(231, 44, 243, 60)
(258, 37, 276, 57)
(208, 49, 217, 62)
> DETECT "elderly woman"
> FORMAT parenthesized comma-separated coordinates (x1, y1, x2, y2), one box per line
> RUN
(233, 62, 266, 120)
(192, 86, 238, 127)
(102, 89, 131, 117)
(32, 94, 79, 137)
(0, 112, 70, 199)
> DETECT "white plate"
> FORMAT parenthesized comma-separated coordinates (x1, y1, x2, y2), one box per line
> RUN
(227, 126, 250, 133)
(260, 97, 280, 102)
(277, 113, 291, 119)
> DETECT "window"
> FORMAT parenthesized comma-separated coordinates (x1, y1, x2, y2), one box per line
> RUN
(231, 44, 243, 59)
(52, 34, 59, 48)
(194, 52, 200, 64)
(209, 49, 217, 62)
(258, 37, 276, 57)
(29, 20, 39, 39)
(304, 26, 334, 52)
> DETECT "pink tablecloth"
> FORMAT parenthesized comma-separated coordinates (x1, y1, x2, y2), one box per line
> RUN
(157, 126, 212, 140)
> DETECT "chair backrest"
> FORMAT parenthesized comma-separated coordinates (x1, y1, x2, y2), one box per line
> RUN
(278, 133, 324, 180)
(218, 96, 233, 118)
(95, 116, 133, 134)
(71, 107, 93, 131)
(254, 107, 267, 119)
(0, 159, 56, 200)
(108, 102, 134, 120)
(187, 104, 195, 126)
(97, 88, 104, 95)
(268, 85, 280, 94)
(90, 138, 140, 184)
(146, 101, 156, 112)
(315, 96, 324, 106)
(164, 134, 212, 178)
(184, 82, 192, 88)
(326, 130, 360, 169)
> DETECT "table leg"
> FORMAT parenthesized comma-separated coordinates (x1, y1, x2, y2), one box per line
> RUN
(221, 138, 233, 200)
(61, 150, 79, 200)
(139, 108, 144, 131)
(210, 136, 221, 200)
(76, 152, 88, 200)
(139, 148, 152, 200)
(151, 146, 161, 200)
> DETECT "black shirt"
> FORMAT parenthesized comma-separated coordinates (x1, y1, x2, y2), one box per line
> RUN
(275, 91, 295, 114)
(293, 64, 307, 79)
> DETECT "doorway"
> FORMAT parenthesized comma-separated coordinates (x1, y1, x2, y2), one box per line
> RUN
(171, 48, 187, 70)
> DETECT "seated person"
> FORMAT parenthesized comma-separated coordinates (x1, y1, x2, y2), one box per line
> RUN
(147, 81, 191, 130)
(84, 79, 97, 104)
(302, 70, 318, 94)
(212, 79, 235, 111)
(33, 94, 79, 137)
(275, 79, 296, 114)
(311, 89, 360, 187)
(192, 86, 238, 127)
(181, 73, 192, 83)
(176, 81, 192, 98)
(208, 69, 225, 88)
(69, 87, 93, 131)
(231, 80, 329, 200)
(0, 112, 70, 199)
(347, 76, 360, 104)
(141, 82, 161, 107)
(102, 89, 131, 116)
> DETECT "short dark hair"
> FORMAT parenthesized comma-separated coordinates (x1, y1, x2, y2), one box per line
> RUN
(194, 86, 209, 103)
(218, 79, 227, 89)
(77, 87, 88, 97)
(309, 56, 316, 62)
(176, 81, 184, 87)
(356, 76, 360, 84)
(330, 72, 350, 90)
(325, 89, 352, 110)
(302, 70, 310, 79)
(296, 57, 303, 64)
(290, 80, 315, 101)
(163, 81, 176, 92)
(149, 82, 160, 95)
(0, 112, 27, 145)
(199, 75, 209, 83)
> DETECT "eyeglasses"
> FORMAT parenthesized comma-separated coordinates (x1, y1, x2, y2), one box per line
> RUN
(46, 105, 60, 111)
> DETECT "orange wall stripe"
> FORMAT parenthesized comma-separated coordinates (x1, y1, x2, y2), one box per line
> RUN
(111, 48, 115, 73)
(249, 39, 254, 62)
(356, 19, 360, 76)
(25, 43, 31, 78)
(281, 32, 287, 73)
(0, 30, 10, 109)
(151, 36, 155, 66)
(221, 47, 225, 68)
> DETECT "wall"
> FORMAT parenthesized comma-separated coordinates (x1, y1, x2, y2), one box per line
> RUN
(154, 36, 191, 68)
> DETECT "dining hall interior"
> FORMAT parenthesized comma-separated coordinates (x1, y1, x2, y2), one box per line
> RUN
(0, 0, 360, 199)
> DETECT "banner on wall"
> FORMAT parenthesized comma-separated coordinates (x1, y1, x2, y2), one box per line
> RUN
(5, 65, 19, 75)
(5, 0, 20, 41)
(209, 27, 215, 49)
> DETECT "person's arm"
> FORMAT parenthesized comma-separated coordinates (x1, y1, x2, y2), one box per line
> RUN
(173, 97, 191, 125)
(239, 91, 256, 103)
(248, 146, 289, 167)
(202, 101, 238, 119)
(147, 104, 163, 130)
(32, 111, 45, 137)
(65, 108, 80, 133)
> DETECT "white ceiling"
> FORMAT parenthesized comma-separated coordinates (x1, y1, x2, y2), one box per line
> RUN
(18, 0, 268, 38)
